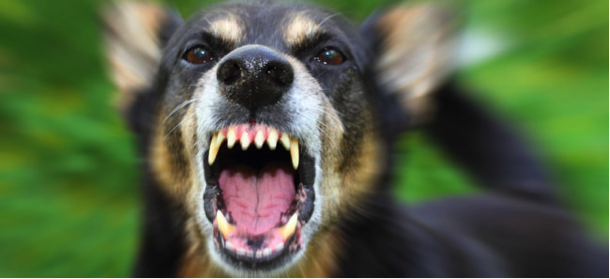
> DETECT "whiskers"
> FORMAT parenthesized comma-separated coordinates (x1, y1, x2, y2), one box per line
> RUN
(165, 110, 197, 137)
(298, 104, 345, 152)
(164, 98, 199, 137)
(318, 12, 342, 28)
(164, 98, 199, 122)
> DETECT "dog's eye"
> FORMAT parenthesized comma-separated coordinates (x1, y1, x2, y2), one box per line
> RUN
(313, 47, 345, 65)
(183, 46, 214, 64)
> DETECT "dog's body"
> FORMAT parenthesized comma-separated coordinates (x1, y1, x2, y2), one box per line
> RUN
(103, 1, 607, 277)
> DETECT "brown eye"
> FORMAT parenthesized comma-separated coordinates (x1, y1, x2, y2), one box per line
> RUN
(184, 47, 213, 64)
(313, 47, 345, 65)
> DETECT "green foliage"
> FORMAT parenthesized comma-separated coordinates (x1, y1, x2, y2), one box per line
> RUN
(0, 0, 607, 276)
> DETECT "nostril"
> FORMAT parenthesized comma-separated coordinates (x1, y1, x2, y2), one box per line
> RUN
(218, 61, 242, 85)
(216, 46, 295, 111)
(265, 62, 294, 86)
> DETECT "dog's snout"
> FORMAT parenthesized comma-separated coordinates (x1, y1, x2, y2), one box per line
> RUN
(217, 45, 294, 111)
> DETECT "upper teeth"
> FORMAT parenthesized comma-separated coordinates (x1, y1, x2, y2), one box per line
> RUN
(254, 130, 265, 149)
(289, 138, 299, 170)
(280, 133, 290, 150)
(267, 129, 278, 150)
(208, 125, 300, 170)
(240, 132, 250, 151)
(227, 128, 237, 148)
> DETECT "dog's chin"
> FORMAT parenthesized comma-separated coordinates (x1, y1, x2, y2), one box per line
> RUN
(199, 123, 320, 274)
(205, 233, 309, 277)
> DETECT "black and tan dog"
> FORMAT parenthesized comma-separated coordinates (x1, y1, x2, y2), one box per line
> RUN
(103, 1, 607, 277)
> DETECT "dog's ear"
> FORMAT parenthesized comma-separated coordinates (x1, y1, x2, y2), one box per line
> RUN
(102, 2, 182, 115)
(361, 3, 460, 126)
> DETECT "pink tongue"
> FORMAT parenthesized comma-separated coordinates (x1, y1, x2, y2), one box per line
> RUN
(218, 162, 295, 235)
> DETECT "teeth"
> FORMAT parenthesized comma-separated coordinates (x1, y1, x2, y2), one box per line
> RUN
(227, 127, 237, 148)
(263, 248, 271, 257)
(237, 248, 245, 256)
(275, 243, 284, 251)
(267, 129, 278, 150)
(208, 133, 220, 165)
(280, 133, 290, 150)
(279, 213, 298, 240)
(255, 250, 262, 258)
(254, 130, 265, 149)
(290, 138, 299, 170)
(225, 242, 233, 252)
(210, 127, 299, 167)
(216, 131, 226, 146)
(216, 210, 234, 238)
(240, 132, 250, 150)
(246, 250, 254, 258)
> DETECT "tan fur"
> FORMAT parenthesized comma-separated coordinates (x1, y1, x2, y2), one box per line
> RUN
(178, 219, 229, 277)
(208, 14, 244, 44)
(286, 227, 343, 277)
(151, 105, 198, 200)
(173, 56, 382, 277)
(284, 13, 322, 47)
(151, 119, 179, 197)
(375, 4, 457, 126)
(103, 1, 392, 276)
(140, 9, 385, 275)
(103, 2, 167, 113)
(321, 111, 383, 222)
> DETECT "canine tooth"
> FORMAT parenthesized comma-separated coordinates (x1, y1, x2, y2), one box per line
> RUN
(227, 127, 237, 148)
(208, 134, 220, 165)
(240, 132, 251, 150)
(225, 242, 233, 251)
(279, 213, 298, 240)
(216, 210, 234, 238)
(263, 248, 271, 257)
(254, 130, 265, 149)
(280, 133, 290, 150)
(216, 131, 226, 146)
(290, 138, 299, 170)
(275, 243, 284, 251)
(267, 129, 278, 150)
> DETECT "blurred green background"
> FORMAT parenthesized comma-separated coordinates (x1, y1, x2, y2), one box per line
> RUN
(0, 0, 607, 277)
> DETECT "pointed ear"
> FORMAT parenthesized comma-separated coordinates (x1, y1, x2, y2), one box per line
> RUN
(361, 3, 460, 126)
(102, 2, 182, 114)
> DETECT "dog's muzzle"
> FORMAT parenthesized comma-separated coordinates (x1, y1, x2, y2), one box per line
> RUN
(200, 45, 319, 271)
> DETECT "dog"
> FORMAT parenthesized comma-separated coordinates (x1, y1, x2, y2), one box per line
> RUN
(102, 1, 607, 277)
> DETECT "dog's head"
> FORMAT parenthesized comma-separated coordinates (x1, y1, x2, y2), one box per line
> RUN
(104, 1, 456, 276)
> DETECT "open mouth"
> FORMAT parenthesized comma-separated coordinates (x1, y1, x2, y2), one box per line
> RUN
(203, 124, 315, 267)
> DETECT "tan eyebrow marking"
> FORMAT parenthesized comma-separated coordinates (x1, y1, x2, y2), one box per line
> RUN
(208, 14, 244, 43)
(284, 13, 322, 46)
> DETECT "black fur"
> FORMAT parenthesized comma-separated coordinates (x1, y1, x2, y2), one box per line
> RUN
(336, 83, 608, 277)
(122, 2, 607, 277)
(428, 83, 556, 202)
(132, 168, 187, 277)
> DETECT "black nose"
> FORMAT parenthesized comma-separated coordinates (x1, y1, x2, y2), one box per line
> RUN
(217, 45, 294, 111)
